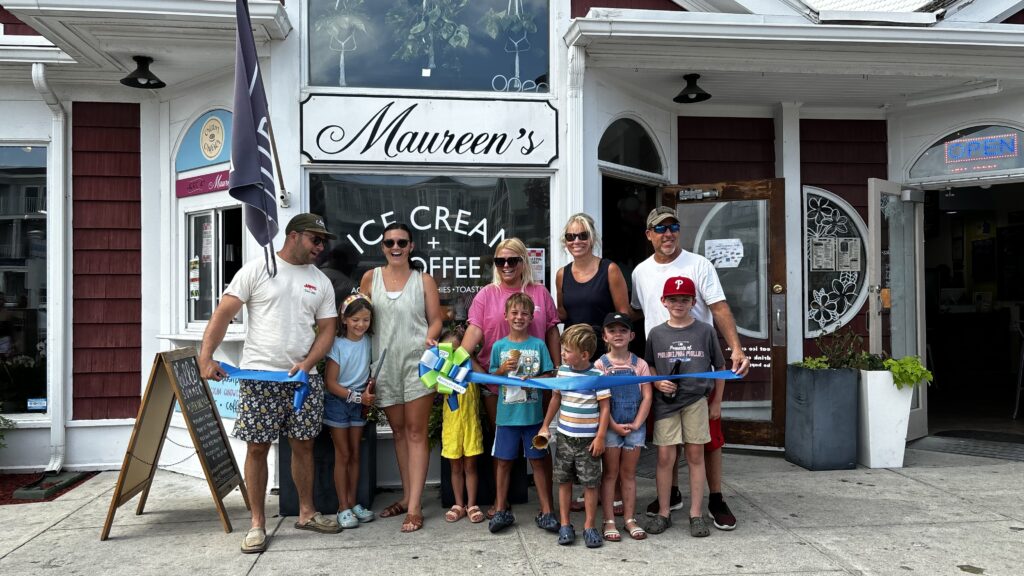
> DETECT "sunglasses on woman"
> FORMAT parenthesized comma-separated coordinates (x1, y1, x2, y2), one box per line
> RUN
(651, 222, 681, 234)
(382, 238, 410, 248)
(564, 231, 590, 242)
(494, 256, 522, 268)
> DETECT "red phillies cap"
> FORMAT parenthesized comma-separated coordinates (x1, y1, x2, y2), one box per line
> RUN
(662, 276, 696, 298)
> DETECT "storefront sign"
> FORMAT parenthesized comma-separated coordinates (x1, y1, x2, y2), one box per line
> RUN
(175, 109, 232, 198)
(301, 94, 558, 166)
(911, 125, 1024, 180)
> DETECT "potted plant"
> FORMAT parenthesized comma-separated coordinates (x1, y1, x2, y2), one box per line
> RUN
(785, 324, 862, 471)
(858, 355, 932, 469)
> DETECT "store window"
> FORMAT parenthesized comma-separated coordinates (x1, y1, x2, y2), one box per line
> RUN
(0, 146, 47, 414)
(186, 207, 243, 325)
(309, 174, 550, 318)
(910, 125, 1024, 180)
(308, 0, 550, 93)
(803, 186, 869, 337)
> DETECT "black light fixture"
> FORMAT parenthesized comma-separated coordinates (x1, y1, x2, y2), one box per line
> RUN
(120, 56, 166, 89)
(673, 73, 711, 104)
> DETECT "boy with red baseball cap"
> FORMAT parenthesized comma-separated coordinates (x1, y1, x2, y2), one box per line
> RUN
(644, 276, 725, 538)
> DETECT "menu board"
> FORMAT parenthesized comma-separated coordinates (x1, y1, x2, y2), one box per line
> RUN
(101, 349, 248, 540)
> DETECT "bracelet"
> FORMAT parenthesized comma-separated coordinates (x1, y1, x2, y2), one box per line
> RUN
(347, 391, 362, 404)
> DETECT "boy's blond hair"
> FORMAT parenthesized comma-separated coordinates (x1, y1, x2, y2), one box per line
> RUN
(561, 323, 597, 357)
(504, 292, 535, 315)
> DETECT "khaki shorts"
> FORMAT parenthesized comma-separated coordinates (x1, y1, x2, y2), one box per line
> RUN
(653, 397, 711, 446)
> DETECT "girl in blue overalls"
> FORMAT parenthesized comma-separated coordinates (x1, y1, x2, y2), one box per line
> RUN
(594, 312, 654, 542)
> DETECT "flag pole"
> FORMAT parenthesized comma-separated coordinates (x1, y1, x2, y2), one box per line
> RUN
(267, 121, 289, 208)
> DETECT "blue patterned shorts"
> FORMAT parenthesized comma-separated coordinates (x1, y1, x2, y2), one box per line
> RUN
(232, 374, 324, 443)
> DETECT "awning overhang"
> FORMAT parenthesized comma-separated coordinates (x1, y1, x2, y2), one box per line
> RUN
(2, 0, 291, 87)
(566, 9, 1024, 108)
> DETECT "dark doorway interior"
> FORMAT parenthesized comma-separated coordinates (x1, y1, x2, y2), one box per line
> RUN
(601, 174, 657, 357)
(923, 183, 1024, 433)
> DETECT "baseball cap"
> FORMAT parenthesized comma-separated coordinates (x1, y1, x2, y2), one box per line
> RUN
(602, 312, 633, 331)
(662, 276, 696, 298)
(285, 213, 337, 239)
(646, 206, 678, 228)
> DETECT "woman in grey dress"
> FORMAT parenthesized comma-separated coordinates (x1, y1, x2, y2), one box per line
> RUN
(359, 223, 443, 532)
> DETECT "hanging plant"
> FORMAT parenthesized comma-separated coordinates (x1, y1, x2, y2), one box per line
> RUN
(386, 0, 471, 72)
(313, 0, 370, 87)
(479, 1, 537, 39)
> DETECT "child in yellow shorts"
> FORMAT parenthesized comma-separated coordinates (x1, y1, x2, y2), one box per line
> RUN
(440, 328, 485, 523)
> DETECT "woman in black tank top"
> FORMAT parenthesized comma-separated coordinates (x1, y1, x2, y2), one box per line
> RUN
(555, 213, 631, 359)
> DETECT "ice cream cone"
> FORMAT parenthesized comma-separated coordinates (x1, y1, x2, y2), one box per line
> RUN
(532, 433, 549, 450)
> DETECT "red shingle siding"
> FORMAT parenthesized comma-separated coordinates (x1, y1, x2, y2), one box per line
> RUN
(800, 119, 888, 357)
(1004, 9, 1024, 24)
(0, 7, 40, 36)
(678, 117, 776, 183)
(571, 0, 684, 18)
(72, 102, 142, 420)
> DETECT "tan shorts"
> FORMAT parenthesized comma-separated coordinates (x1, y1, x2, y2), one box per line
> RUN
(653, 398, 711, 446)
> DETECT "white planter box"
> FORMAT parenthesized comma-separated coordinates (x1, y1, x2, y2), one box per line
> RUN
(858, 370, 914, 468)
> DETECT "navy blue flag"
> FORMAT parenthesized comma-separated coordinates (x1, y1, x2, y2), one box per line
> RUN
(230, 0, 278, 274)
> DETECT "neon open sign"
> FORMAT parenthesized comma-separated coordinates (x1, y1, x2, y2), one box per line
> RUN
(945, 133, 1018, 164)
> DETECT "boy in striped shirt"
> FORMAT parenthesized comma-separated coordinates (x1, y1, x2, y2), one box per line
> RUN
(539, 324, 611, 548)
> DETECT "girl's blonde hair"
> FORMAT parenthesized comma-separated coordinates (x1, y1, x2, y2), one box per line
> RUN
(561, 323, 597, 357)
(560, 213, 601, 254)
(490, 237, 534, 289)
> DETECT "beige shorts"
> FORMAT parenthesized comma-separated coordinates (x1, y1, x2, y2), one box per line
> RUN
(653, 397, 711, 446)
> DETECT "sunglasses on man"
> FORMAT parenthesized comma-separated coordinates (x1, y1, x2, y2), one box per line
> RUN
(564, 231, 590, 242)
(382, 238, 410, 248)
(494, 256, 522, 268)
(650, 222, 681, 234)
(302, 232, 327, 246)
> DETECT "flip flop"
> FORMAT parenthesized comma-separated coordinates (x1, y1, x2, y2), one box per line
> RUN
(380, 501, 408, 518)
(445, 505, 466, 523)
(400, 513, 424, 533)
(294, 512, 342, 534)
(467, 505, 485, 523)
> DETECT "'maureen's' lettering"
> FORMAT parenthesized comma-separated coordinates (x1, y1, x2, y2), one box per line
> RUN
(316, 101, 531, 159)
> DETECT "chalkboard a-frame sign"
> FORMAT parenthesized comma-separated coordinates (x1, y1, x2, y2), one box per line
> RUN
(101, 348, 249, 540)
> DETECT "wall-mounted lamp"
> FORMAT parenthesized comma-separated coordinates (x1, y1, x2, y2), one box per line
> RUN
(120, 56, 166, 89)
(673, 73, 711, 104)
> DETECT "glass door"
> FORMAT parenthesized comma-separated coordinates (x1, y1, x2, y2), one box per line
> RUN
(867, 178, 927, 440)
(661, 179, 787, 447)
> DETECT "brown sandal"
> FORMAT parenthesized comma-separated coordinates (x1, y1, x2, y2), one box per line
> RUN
(445, 505, 466, 523)
(401, 513, 424, 532)
(380, 501, 408, 518)
(467, 505, 485, 523)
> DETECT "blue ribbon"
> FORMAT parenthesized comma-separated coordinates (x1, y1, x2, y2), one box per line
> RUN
(470, 369, 741, 391)
(219, 363, 310, 412)
(417, 346, 740, 396)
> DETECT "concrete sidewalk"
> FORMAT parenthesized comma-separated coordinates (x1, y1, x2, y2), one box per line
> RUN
(1, 448, 1021, 576)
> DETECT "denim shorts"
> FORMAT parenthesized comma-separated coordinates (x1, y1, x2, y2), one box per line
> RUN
(492, 424, 547, 461)
(605, 424, 646, 450)
(323, 393, 366, 428)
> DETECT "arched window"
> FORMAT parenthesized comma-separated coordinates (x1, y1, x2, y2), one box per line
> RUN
(598, 118, 662, 174)
(910, 125, 1024, 180)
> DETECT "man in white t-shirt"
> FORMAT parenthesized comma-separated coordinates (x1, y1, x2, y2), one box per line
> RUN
(200, 213, 339, 553)
(631, 206, 749, 532)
